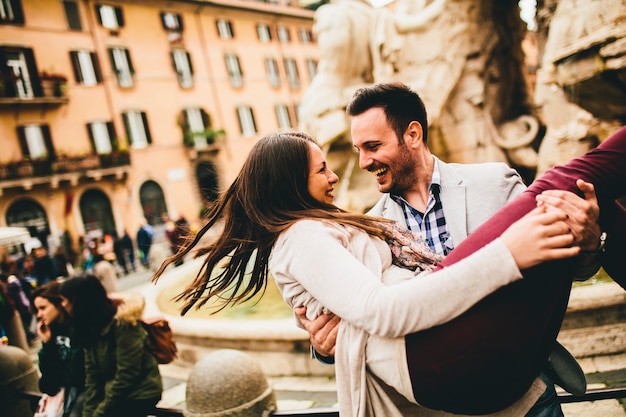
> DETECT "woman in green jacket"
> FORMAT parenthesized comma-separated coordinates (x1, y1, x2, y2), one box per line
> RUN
(59, 275, 162, 417)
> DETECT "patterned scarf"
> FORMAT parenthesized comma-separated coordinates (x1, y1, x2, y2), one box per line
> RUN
(376, 221, 444, 272)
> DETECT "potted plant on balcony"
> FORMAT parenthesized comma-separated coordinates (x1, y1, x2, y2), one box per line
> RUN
(39, 72, 68, 97)
(182, 127, 226, 148)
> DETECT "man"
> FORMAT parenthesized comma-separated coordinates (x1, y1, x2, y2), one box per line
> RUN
(296, 82, 603, 416)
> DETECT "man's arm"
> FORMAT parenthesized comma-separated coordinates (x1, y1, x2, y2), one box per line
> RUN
(294, 307, 339, 364)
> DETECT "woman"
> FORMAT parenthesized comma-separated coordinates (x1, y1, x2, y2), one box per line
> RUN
(154, 129, 626, 416)
(32, 281, 85, 417)
(59, 275, 162, 417)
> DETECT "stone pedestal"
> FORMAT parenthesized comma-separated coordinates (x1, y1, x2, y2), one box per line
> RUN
(0, 345, 40, 417)
(184, 349, 276, 417)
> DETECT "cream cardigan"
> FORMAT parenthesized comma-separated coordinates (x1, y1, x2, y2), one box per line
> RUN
(270, 220, 543, 417)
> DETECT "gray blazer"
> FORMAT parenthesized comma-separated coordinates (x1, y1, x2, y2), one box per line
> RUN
(367, 156, 526, 248)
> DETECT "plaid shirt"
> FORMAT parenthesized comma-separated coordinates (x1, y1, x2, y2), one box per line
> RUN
(389, 161, 453, 256)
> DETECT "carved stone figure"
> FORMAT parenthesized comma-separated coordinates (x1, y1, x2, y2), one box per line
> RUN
(297, 0, 375, 149)
(298, 0, 626, 211)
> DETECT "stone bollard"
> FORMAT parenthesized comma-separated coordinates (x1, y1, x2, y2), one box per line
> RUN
(0, 345, 41, 417)
(184, 349, 277, 417)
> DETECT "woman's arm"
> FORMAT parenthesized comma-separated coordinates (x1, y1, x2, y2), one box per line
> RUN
(272, 210, 576, 338)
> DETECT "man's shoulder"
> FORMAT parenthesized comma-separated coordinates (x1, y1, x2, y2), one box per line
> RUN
(440, 159, 523, 187)
(443, 159, 516, 175)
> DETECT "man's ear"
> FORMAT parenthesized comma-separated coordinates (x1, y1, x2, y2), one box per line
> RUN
(404, 121, 424, 148)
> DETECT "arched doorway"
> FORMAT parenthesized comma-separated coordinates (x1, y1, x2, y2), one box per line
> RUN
(139, 180, 168, 226)
(6, 198, 50, 246)
(196, 161, 219, 204)
(79, 188, 116, 239)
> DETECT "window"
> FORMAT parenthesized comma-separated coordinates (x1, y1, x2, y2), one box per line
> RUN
(306, 58, 318, 81)
(216, 19, 234, 39)
(0, 0, 24, 25)
(108, 47, 134, 88)
(70, 50, 102, 86)
(283, 58, 300, 89)
(298, 28, 313, 44)
(171, 49, 193, 88)
(182, 108, 211, 147)
(95, 4, 123, 29)
(256, 23, 272, 42)
(275, 104, 292, 130)
(224, 53, 243, 88)
(122, 111, 152, 149)
(0, 47, 37, 98)
(277, 26, 290, 43)
(236, 106, 257, 137)
(17, 124, 54, 159)
(63, 1, 82, 30)
(87, 121, 116, 154)
(160, 11, 182, 32)
(265, 58, 280, 88)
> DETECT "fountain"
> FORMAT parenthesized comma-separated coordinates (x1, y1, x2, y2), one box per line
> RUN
(141, 258, 333, 377)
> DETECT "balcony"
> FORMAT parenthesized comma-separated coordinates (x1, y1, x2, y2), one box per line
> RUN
(0, 73, 69, 107)
(0, 152, 132, 192)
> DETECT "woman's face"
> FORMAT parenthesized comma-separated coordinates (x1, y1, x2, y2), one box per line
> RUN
(307, 142, 339, 204)
(34, 297, 61, 326)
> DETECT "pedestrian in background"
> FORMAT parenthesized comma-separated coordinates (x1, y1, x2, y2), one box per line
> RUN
(59, 275, 162, 417)
(136, 219, 154, 269)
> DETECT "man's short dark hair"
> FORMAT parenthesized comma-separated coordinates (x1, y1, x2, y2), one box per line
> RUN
(346, 82, 429, 144)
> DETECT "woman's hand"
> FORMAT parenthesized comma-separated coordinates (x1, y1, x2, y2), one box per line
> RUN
(37, 320, 52, 344)
(501, 206, 581, 270)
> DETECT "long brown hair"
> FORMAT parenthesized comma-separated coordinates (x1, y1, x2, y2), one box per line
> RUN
(30, 280, 71, 325)
(153, 131, 395, 315)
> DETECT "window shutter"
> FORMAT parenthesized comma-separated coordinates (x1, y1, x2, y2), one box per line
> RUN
(63, 1, 82, 30)
(23, 48, 43, 97)
(16, 126, 29, 158)
(92, 53, 103, 82)
(125, 49, 135, 74)
(86, 123, 96, 152)
(160, 12, 168, 30)
(108, 48, 116, 73)
(122, 113, 131, 145)
(169, 51, 176, 72)
(201, 109, 210, 129)
(70, 51, 83, 83)
(42, 125, 56, 159)
(186, 51, 194, 75)
(9, 0, 25, 24)
(115, 6, 124, 28)
(141, 112, 152, 144)
(107, 122, 117, 150)
(95, 5, 103, 25)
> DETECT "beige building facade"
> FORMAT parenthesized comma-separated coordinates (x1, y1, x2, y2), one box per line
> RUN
(0, 0, 317, 260)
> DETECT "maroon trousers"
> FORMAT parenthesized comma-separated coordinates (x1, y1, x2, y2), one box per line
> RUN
(406, 126, 626, 414)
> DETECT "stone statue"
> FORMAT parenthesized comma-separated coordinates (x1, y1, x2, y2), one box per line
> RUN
(298, 0, 626, 210)
(297, 0, 376, 149)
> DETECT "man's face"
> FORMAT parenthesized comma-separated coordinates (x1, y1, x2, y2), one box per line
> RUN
(351, 107, 419, 194)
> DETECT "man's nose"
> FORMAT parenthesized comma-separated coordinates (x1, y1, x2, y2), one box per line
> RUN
(358, 152, 371, 170)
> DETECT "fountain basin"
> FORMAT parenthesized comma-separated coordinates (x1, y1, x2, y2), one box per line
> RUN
(140, 258, 333, 377)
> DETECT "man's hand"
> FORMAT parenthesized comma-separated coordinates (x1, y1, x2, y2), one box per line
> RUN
(536, 179, 601, 252)
(294, 307, 340, 357)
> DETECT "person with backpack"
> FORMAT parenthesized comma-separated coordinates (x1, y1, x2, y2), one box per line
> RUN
(59, 275, 162, 417)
